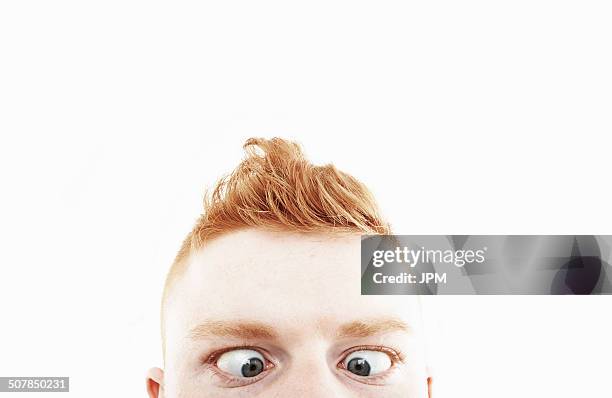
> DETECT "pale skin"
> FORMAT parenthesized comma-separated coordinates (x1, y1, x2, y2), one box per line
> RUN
(147, 229, 433, 397)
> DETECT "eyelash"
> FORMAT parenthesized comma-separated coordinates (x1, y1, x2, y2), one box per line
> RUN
(202, 344, 405, 387)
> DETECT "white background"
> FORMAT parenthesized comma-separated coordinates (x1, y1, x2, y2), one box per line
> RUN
(1, 1, 611, 397)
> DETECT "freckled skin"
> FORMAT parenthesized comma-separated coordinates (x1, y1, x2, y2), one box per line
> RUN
(148, 229, 432, 397)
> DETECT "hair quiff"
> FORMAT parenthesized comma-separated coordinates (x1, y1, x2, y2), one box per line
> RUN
(165, 137, 390, 292)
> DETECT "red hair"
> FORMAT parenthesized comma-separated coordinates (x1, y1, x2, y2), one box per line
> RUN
(164, 137, 390, 296)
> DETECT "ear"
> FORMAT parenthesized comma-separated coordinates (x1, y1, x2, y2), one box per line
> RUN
(146, 367, 164, 398)
(427, 376, 433, 398)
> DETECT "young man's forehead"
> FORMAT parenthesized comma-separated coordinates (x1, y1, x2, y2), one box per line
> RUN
(163, 228, 423, 333)
(173, 229, 362, 292)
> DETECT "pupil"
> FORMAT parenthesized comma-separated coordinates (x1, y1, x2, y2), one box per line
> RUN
(347, 358, 371, 376)
(241, 357, 264, 377)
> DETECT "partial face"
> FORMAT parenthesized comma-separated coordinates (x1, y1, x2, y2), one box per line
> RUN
(159, 229, 431, 397)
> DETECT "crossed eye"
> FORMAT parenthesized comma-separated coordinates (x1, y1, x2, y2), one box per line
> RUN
(215, 348, 394, 379)
(216, 349, 267, 378)
(342, 350, 392, 376)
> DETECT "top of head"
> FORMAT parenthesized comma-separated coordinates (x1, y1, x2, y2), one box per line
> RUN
(162, 137, 391, 301)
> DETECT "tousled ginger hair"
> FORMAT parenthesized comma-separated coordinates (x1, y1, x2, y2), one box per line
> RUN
(163, 137, 390, 298)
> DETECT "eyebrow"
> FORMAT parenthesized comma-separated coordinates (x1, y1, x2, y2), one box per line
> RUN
(336, 318, 412, 339)
(189, 320, 278, 340)
(188, 317, 411, 341)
